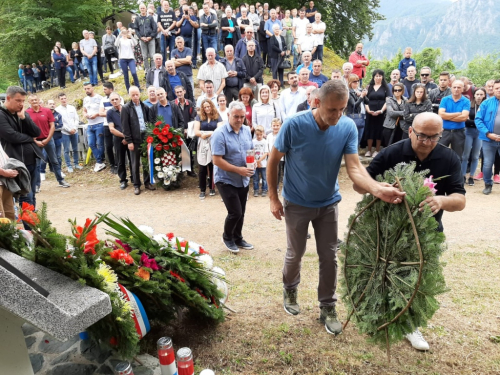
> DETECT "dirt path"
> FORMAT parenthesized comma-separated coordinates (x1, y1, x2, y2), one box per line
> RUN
(38, 167, 500, 374)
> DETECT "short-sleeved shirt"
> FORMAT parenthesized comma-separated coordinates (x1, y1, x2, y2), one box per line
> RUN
(197, 61, 228, 94)
(253, 138, 269, 167)
(366, 139, 466, 231)
(100, 95, 123, 126)
(79, 38, 97, 56)
(83, 94, 104, 125)
(195, 115, 221, 131)
(26, 107, 55, 139)
(168, 74, 182, 97)
(211, 122, 254, 187)
(292, 17, 309, 40)
(299, 34, 317, 52)
(178, 15, 197, 37)
(274, 111, 358, 207)
(264, 18, 282, 38)
(439, 95, 471, 130)
(171, 47, 193, 77)
(309, 73, 328, 88)
(306, 7, 317, 23)
(311, 21, 326, 45)
(158, 9, 175, 30)
(106, 107, 123, 133)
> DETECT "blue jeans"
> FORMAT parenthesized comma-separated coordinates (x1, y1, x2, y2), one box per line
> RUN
(253, 167, 268, 192)
(62, 133, 79, 168)
(461, 127, 482, 177)
(482, 141, 500, 185)
(119, 59, 140, 91)
(201, 34, 217, 63)
(313, 45, 324, 61)
(197, 28, 202, 55)
(73, 58, 86, 78)
(26, 77, 36, 92)
(38, 138, 64, 182)
(160, 33, 176, 62)
(83, 55, 98, 85)
(87, 123, 105, 163)
(66, 66, 75, 83)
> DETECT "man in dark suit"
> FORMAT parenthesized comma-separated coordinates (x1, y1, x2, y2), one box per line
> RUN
(297, 86, 317, 112)
(121, 85, 155, 195)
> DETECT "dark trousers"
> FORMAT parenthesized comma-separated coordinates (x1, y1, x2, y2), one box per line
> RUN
(97, 55, 104, 82)
(19, 163, 37, 209)
(130, 134, 150, 188)
(104, 51, 117, 73)
(440, 128, 466, 162)
(104, 126, 116, 167)
(198, 162, 214, 192)
(56, 67, 66, 88)
(270, 57, 284, 86)
(225, 86, 240, 104)
(216, 182, 249, 243)
(113, 136, 132, 183)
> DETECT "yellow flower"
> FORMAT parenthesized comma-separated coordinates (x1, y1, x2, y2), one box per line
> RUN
(97, 263, 118, 293)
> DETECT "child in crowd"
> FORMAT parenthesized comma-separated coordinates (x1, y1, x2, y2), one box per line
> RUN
(252, 125, 269, 197)
(398, 47, 416, 80)
(266, 118, 284, 190)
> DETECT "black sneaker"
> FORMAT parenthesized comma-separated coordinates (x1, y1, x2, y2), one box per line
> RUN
(199, 192, 206, 200)
(222, 236, 239, 253)
(120, 181, 128, 190)
(320, 306, 342, 335)
(468, 177, 474, 186)
(483, 184, 493, 195)
(283, 288, 300, 315)
(209, 189, 216, 196)
(58, 180, 70, 188)
(235, 239, 254, 250)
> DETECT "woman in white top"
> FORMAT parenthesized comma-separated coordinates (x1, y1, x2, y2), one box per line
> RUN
(114, 27, 139, 91)
(252, 85, 281, 136)
(217, 94, 229, 123)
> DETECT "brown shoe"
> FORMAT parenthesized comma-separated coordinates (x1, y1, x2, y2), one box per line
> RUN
(134, 187, 141, 195)
(145, 183, 156, 191)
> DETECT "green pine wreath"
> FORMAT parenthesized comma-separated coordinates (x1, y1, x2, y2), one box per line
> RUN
(340, 162, 448, 357)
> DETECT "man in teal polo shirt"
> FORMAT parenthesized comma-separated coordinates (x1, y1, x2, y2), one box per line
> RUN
(438, 79, 470, 161)
(266, 80, 405, 336)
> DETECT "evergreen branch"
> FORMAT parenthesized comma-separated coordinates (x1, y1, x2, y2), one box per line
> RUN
(377, 176, 424, 332)
(379, 258, 422, 266)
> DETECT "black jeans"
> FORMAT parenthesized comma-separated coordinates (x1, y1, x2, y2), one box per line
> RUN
(439, 128, 466, 162)
(104, 51, 117, 73)
(199, 162, 214, 192)
(216, 182, 249, 242)
(104, 126, 116, 166)
(56, 67, 66, 88)
(113, 136, 133, 183)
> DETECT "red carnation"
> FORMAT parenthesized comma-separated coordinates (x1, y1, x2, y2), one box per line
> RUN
(162, 128, 169, 135)
(147, 136, 154, 143)
(164, 124, 170, 129)
(176, 135, 181, 140)
(172, 142, 177, 148)
(163, 145, 169, 150)
(167, 133, 173, 139)
(153, 128, 160, 135)
(166, 232, 174, 240)
(155, 121, 162, 127)
(155, 144, 163, 151)
(178, 140, 183, 145)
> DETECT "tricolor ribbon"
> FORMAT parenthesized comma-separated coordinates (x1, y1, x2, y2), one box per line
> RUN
(147, 143, 155, 184)
(118, 284, 150, 339)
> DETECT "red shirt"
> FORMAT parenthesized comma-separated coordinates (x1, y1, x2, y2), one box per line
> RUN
(298, 81, 318, 88)
(349, 51, 370, 79)
(26, 107, 55, 139)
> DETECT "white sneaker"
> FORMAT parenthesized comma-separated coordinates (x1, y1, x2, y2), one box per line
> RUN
(94, 163, 106, 172)
(406, 329, 430, 351)
(40, 173, 46, 181)
(372, 151, 378, 158)
(364, 151, 372, 158)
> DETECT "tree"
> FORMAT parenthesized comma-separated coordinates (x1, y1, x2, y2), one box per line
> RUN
(462, 53, 500, 87)
(0, 0, 114, 84)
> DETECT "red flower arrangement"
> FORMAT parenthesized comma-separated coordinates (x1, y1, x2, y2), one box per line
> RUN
(109, 249, 134, 265)
(19, 202, 39, 227)
(74, 218, 100, 255)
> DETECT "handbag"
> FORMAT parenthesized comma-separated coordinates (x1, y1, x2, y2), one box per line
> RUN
(278, 56, 291, 70)
(105, 45, 117, 55)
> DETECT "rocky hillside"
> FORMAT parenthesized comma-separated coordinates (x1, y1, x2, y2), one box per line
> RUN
(363, 0, 500, 67)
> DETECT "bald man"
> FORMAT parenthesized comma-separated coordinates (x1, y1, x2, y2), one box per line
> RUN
(357, 112, 465, 351)
(348, 43, 369, 86)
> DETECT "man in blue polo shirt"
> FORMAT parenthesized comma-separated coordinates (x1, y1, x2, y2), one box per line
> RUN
(211, 101, 255, 254)
(266, 80, 405, 336)
(438, 79, 470, 161)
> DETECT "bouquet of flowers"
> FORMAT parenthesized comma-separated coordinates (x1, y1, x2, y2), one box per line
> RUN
(0, 204, 228, 359)
(142, 118, 185, 190)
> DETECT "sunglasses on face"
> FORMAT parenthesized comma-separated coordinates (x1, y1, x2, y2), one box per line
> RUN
(421, 74, 430, 77)
(393, 89, 403, 92)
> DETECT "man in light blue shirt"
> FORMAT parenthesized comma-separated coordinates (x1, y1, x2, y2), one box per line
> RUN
(212, 101, 255, 253)
(264, 9, 282, 39)
(267, 80, 405, 336)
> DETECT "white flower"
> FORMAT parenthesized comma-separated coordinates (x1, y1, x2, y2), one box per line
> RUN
(155, 166, 162, 171)
(197, 254, 214, 270)
(175, 167, 181, 173)
(138, 225, 155, 238)
(153, 234, 169, 246)
(162, 167, 168, 172)
(164, 179, 170, 185)
(158, 172, 165, 178)
(212, 267, 228, 303)
(172, 174, 177, 181)
(212, 266, 226, 277)
(167, 171, 173, 177)
(154, 158, 161, 164)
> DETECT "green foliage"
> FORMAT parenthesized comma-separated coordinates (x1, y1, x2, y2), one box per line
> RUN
(340, 162, 448, 347)
(367, 47, 457, 83)
(462, 53, 500, 87)
(0, 0, 114, 83)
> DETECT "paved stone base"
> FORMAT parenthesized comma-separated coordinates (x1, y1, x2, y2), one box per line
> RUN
(24, 324, 161, 375)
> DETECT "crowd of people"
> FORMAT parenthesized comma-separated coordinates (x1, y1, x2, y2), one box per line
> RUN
(2, 0, 499, 355)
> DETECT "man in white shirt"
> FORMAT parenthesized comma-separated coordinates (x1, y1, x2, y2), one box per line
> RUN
(56, 93, 82, 172)
(197, 48, 227, 95)
(311, 13, 325, 61)
(297, 24, 317, 56)
(279, 71, 307, 120)
(82, 83, 106, 172)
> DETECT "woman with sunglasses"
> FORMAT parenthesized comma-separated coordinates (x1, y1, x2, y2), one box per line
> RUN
(382, 82, 407, 146)
(403, 83, 432, 139)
